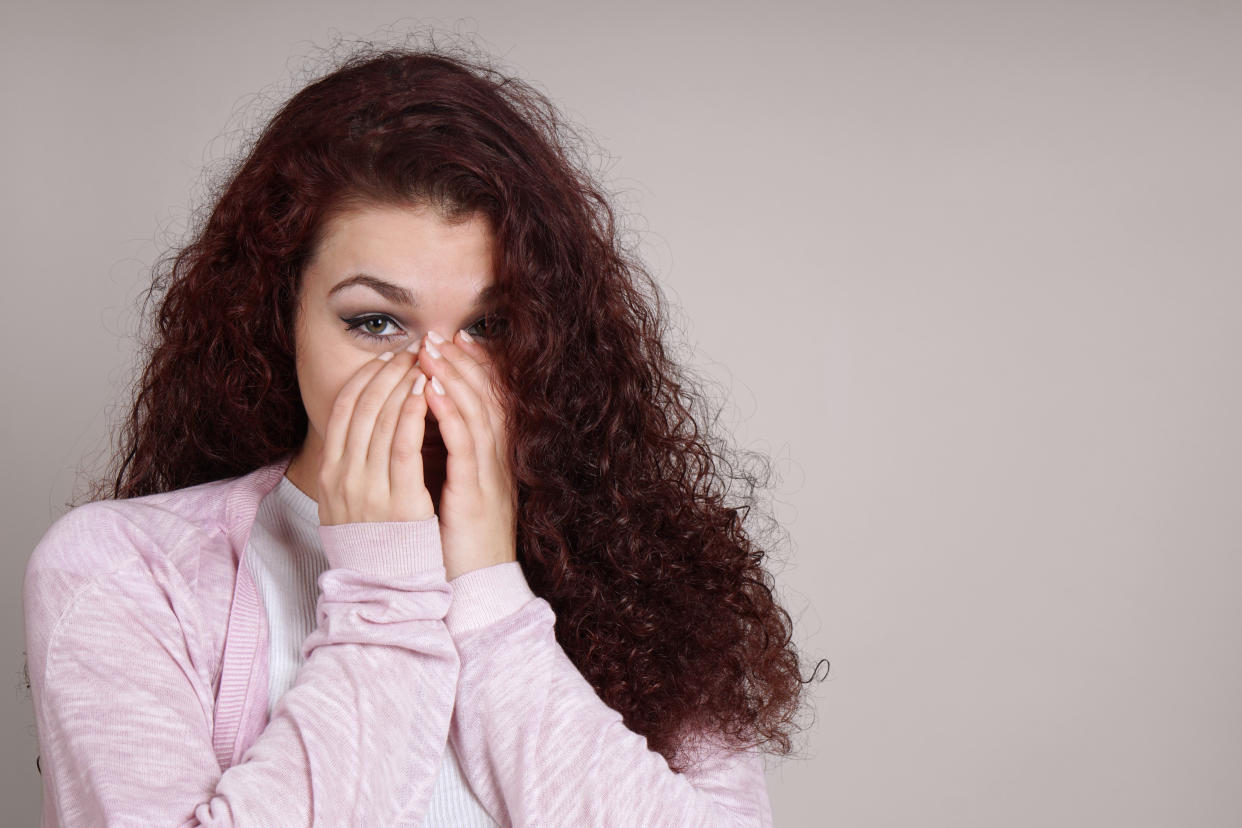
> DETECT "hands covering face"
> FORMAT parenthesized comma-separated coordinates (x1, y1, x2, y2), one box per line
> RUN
(316, 328, 517, 580)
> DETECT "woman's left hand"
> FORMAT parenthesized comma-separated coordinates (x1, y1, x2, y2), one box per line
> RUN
(416, 329, 518, 581)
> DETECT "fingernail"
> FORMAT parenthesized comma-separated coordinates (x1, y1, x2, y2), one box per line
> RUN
(431, 376, 445, 395)
(412, 374, 427, 395)
(458, 329, 474, 344)
(424, 339, 442, 359)
(427, 330, 446, 344)
(377, 350, 395, 362)
(406, 340, 421, 354)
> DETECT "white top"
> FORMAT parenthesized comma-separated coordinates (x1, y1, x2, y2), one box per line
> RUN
(247, 474, 497, 826)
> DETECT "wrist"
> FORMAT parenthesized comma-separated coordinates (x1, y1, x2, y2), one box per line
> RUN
(445, 549, 516, 581)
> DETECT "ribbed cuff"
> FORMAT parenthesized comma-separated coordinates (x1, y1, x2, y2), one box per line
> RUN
(445, 562, 537, 638)
(317, 517, 443, 578)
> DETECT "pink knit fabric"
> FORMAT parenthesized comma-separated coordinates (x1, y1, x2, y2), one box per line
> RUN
(22, 455, 773, 826)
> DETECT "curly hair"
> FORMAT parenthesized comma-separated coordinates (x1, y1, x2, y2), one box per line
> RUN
(77, 39, 813, 770)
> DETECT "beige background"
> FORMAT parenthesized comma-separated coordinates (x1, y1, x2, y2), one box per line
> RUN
(4, 1, 1241, 825)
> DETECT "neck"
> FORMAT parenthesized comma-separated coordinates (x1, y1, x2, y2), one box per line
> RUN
(284, 438, 321, 503)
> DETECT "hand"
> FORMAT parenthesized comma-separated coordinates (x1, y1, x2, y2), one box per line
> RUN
(415, 329, 518, 581)
(317, 344, 435, 526)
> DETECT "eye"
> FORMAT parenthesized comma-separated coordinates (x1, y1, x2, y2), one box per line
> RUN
(464, 314, 507, 342)
(341, 313, 404, 343)
(341, 313, 507, 344)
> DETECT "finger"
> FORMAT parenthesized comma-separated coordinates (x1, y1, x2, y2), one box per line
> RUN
(341, 348, 417, 489)
(420, 349, 479, 488)
(368, 362, 422, 494)
(437, 329, 490, 399)
(448, 330, 513, 494)
(419, 334, 494, 480)
(454, 330, 516, 511)
(451, 329, 508, 444)
(322, 352, 397, 467)
(421, 333, 501, 457)
(390, 368, 430, 515)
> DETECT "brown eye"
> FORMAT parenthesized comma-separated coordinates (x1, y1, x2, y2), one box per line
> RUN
(466, 315, 506, 341)
(341, 314, 404, 343)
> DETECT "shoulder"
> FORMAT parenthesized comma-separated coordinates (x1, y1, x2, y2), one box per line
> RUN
(25, 475, 239, 582)
(22, 474, 252, 676)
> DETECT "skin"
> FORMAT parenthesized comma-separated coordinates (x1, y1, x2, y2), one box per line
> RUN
(285, 202, 518, 579)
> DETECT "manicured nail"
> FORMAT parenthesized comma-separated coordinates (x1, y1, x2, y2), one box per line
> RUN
(412, 374, 427, 395)
(405, 339, 421, 354)
(423, 338, 442, 359)
(457, 329, 474, 344)
(427, 330, 446, 344)
(431, 376, 445, 395)
(377, 350, 395, 362)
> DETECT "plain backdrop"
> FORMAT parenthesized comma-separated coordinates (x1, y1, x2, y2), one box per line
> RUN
(4, 1, 1241, 825)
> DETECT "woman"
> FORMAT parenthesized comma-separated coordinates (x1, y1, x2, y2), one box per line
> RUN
(23, 43, 810, 826)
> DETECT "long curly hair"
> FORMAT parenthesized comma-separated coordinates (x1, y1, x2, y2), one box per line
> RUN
(77, 39, 814, 769)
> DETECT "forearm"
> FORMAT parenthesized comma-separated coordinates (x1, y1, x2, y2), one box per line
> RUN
(444, 563, 772, 827)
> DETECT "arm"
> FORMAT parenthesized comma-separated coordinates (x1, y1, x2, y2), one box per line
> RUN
(24, 509, 457, 827)
(444, 562, 773, 828)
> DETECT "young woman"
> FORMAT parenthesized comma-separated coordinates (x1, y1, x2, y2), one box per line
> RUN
(23, 43, 810, 826)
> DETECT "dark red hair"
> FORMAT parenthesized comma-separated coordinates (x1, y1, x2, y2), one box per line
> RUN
(82, 43, 813, 769)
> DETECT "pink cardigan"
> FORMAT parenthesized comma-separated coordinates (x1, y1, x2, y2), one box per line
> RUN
(23, 454, 773, 826)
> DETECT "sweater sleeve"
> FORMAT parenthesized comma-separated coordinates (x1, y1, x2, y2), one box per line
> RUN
(23, 507, 458, 827)
(443, 562, 774, 827)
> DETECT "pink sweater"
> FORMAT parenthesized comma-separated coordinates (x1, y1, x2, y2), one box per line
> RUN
(22, 454, 773, 826)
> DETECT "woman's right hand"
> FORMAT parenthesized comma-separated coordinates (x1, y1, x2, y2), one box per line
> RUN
(317, 343, 434, 526)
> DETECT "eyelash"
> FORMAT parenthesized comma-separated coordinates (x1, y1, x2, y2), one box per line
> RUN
(340, 313, 502, 344)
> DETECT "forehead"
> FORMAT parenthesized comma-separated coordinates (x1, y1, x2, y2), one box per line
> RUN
(306, 203, 496, 298)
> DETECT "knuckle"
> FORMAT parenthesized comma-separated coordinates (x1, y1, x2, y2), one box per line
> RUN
(373, 411, 398, 436)
(329, 395, 354, 421)
(390, 440, 422, 464)
(354, 392, 385, 416)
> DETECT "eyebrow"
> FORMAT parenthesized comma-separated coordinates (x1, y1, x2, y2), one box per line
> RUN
(327, 273, 497, 307)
